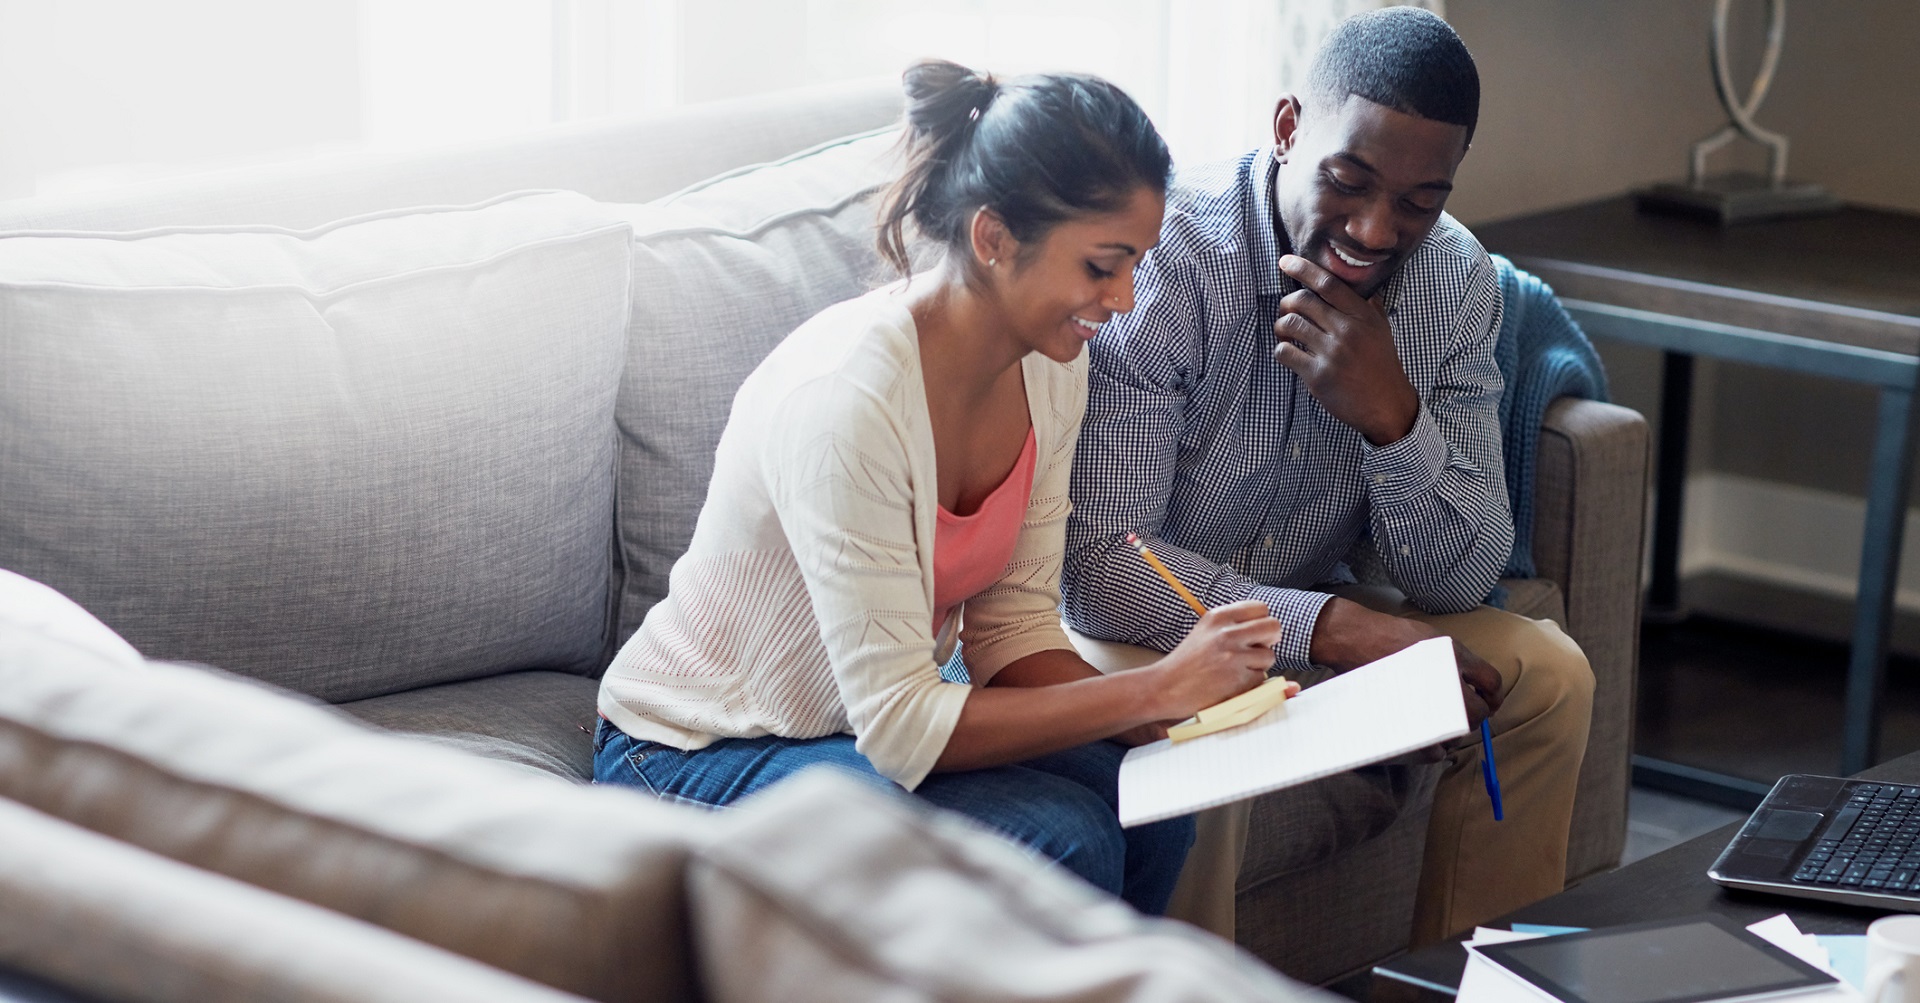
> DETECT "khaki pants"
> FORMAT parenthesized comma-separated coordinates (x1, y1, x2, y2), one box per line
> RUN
(1068, 594, 1594, 945)
(1373, 593, 1594, 943)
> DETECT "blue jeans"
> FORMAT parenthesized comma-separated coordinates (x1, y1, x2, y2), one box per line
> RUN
(592, 719, 1194, 915)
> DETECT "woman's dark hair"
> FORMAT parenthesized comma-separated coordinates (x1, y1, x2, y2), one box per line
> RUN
(876, 59, 1172, 277)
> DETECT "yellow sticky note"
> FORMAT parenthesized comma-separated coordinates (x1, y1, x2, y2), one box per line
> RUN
(1168, 677, 1292, 743)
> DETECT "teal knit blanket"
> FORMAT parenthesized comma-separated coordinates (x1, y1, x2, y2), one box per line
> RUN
(1492, 254, 1609, 579)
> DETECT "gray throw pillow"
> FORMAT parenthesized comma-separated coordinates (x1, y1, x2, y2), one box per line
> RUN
(0, 191, 632, 702)
(604, 130, 904, 642)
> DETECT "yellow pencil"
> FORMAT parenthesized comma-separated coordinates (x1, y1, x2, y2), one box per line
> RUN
(1125, 532, 1208, 617)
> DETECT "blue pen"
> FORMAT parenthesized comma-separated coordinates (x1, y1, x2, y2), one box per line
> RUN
(1480, 719, 1504, 821)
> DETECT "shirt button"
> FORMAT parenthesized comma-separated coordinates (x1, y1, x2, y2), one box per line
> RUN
(1289, 443, 1302, 458)
(1263, 535, 1274, 549)
(1399, 544, 1412, 556)
(1372, 473, 1388, 485)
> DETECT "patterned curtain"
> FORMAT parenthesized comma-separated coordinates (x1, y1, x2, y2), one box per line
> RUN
(1160, 0, 1445, 164)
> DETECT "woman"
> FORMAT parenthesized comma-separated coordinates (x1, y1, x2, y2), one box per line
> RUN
(594, 59, 1285, 915)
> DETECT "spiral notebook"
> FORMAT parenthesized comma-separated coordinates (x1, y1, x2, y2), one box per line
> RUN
(1117, 636, 1470, 827)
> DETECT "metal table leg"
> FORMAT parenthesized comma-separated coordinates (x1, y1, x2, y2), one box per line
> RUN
(1647, 351, 1695, 621)
(1634, 353, 1736, 804)
(1842, 385, 1920, 774)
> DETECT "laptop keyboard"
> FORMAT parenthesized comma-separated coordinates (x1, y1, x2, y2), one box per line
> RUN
(1794, 783, 1920, 890)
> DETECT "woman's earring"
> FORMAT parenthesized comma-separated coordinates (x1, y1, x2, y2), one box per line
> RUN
(987, 258, 997, 267)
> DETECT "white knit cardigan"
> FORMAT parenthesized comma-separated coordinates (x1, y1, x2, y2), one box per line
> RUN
(598, 285, 1087, 790)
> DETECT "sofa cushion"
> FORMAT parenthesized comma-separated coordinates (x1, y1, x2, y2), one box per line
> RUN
(0, 191, 631, 702)
(0, 591, 706, 1003)
(689, 769, 1328, 1003)
(605, 130, 903, 640)
(338, 670, 600, 781)
(0, 797, 594, 1003)
(1499, 575, 1567, 628)
(1238, 763, 1440, 889)
(1233, 783, 1438, 986)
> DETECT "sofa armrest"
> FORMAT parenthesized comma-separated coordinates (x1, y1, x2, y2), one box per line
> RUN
(1531, 397, 1651, 881)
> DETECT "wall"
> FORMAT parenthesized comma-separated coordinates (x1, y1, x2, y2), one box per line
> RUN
(1449, 0, 1920, 222)
(1445, 0, 1920, 628)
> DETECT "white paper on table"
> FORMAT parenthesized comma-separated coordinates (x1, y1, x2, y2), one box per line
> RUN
(1459, 929, 1550, 1003)
(1459, 915, 1860, 1003)
(1473, 928, 1543, 945)
(1117, 636, 1466, 827)
(1748, 914, 1833, 972)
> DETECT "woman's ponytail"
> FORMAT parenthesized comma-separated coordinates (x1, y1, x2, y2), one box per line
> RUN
(902, 59, 998, 140)
(877, 60, 998, 277)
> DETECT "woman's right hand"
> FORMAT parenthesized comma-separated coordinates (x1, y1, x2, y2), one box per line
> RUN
(1148, 600, 1282, 720)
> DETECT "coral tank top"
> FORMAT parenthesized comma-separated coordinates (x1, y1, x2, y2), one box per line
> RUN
(932, 427, 1037, 637)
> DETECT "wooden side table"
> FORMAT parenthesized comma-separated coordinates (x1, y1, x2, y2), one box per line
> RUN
(1476, 197, 1920, 792)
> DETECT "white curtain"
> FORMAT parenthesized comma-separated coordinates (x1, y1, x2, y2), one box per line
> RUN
(0, 0, 1451, 200)
(558, 0, 1449, 164)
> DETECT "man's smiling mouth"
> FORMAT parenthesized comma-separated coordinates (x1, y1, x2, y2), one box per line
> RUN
(1331, 245, 1382, 268)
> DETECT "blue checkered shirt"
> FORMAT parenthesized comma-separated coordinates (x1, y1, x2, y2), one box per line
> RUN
(1061, 148, 1511, 672)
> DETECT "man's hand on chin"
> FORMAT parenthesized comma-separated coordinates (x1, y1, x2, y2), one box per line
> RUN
(1308, 597, 1503, 729)
(1271, 254, 1420, 446)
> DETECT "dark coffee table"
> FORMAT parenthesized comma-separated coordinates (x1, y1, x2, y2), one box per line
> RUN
(1352, 750, 1920, 1001)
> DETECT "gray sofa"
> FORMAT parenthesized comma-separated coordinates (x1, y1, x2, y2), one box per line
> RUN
(0, 76, 1649, 994)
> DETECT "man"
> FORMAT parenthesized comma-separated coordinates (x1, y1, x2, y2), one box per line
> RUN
(1062, 6, 1593, 941)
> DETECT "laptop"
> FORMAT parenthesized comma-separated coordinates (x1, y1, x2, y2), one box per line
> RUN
(1710, 773, 1920, 909)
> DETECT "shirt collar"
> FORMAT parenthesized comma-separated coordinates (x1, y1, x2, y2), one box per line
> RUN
(1247, 145, 1408, 318)
(1248, 146, 1289, 298)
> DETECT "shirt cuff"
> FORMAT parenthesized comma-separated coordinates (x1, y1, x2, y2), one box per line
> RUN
(1359, 402, 1448, 510)
(1252, 585, 1334, 673)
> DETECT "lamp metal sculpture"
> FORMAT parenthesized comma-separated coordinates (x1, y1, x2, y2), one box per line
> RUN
(1635, 0, 1841, 224)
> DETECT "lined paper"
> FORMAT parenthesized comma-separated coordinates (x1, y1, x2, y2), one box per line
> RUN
(1118, 636, 1470, 827)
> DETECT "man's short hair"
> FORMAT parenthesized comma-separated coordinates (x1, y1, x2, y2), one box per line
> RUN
(1304, 6, 1480, 144)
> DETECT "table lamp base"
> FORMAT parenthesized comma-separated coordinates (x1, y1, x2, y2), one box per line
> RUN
(1634, 171, 1842, 224)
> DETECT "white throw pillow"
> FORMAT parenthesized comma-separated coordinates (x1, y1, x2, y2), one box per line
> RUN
(0, 798, 595, 1003)
(0, 568, 142, 668)
(690, 770, 1326, 1003)
(0, 622, 707, 1003)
